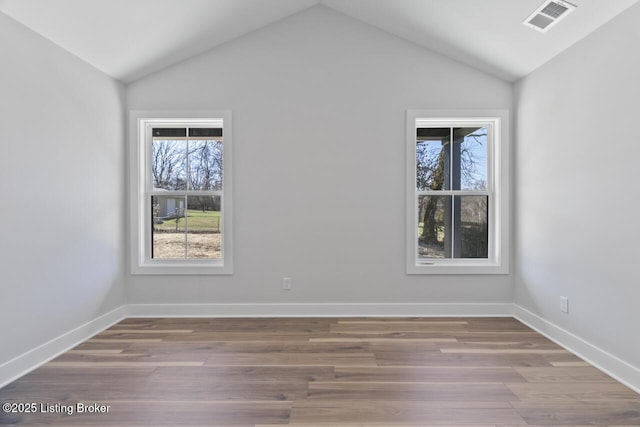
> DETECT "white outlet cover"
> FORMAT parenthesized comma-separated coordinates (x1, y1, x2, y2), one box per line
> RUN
(560, 296, 569, 313)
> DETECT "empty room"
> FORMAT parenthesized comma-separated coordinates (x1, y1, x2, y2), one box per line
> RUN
(1, 0, 639, 425)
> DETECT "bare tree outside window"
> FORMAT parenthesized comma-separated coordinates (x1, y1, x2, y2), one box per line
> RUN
(188, 140, 223, 191)
(152, 140, 186, 190)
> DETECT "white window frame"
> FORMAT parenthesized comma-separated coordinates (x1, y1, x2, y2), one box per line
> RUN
(129, 110, 233, 275)
(406, 110, 509, 274)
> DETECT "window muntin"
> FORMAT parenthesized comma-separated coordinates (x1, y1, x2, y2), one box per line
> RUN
(407, 112, 507, 274)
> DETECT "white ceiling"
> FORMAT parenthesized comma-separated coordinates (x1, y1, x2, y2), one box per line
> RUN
(1, 0, 637, 83)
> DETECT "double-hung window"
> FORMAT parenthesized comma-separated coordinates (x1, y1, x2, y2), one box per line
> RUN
(130, 111, 233, 274)
(406, 110, 509, 274)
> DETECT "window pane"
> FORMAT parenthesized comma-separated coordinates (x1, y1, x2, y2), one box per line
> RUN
(188, 140, 223, 191)
(151, 195, 186, 259)
(416, 128, 450, 191)
(418, 195, 451, 259)
(455, 195, 488, 258)
(186, 196, 221, 259)
(189, 127, 222, 138)
(453, 127, 488, 191)
(152, 140, 187, 190)
(153, 128, 186, 138)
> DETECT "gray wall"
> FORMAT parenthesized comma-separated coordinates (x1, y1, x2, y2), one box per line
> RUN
(515, 3, 640, 371)
(0, 13, 126, 367)
(126, 6, 514, 307)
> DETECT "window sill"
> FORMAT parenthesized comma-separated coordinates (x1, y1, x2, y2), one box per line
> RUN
(131, 261, 233, 275)
(407, 261, 509, 275)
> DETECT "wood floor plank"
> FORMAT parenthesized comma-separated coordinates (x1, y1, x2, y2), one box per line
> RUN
(289, 400, 526, 424)
(374, 351, 554, 367)
(87, 338, 163, 343)
(149, 365, 336, 382)
(59, 353, 148, 358)
(98, 329, 194, 334)
(463, 318, 533, 330)
(506, 382, 640, 401)
(71, 342, 133, 351)
(309, 337, 456, 344)
(258, 425, 497, 427)
(159, 332, 320, 342)
(330, 323, 470, 333)
(497, 425, 615, 427)
(0, 367, 156, 384)
(204, 352, 377, 366)
(137, 341, 379, 354)
(514, 366, 614, 383)
(440, 340, 562, 350)
(334, 366, 527, 383)
(510, 400, 640, 425)
(307, 381, 519, 401)
(122, 342, 233, 355)
(439, 348, 569, 354)
(44, 361, 205, 367)
(116, 318, 332, 333)
(337, 320, 470, 325)
(312, 332, 540, 342)
(52, 352, 209, 364)
(66, 350, 125, 355)
(456, 336, 556, 344)
(542, 352, 586, 364)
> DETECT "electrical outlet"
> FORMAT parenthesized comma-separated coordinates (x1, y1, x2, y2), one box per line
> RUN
(560, 296, 569, 313)
(282, 277, 292, 291)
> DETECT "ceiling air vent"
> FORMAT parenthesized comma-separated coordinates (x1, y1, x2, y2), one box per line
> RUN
(523, 0, 577, 32)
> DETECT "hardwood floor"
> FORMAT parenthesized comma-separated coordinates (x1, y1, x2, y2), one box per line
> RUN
(1, 317, 639, 426)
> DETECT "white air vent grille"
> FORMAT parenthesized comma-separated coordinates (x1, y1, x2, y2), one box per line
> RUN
(528, 14, 554, 30)
(523, 0, 577, 32)
(540, 2, 569, 18)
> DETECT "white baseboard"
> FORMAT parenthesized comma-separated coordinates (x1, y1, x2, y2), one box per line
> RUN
(513, 304, 640, 394)
(126, 302, 514, 318)
(0, 306, 126, 389)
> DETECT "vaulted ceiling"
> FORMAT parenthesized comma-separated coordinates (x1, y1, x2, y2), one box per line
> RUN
(1, 0, 637, 83)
